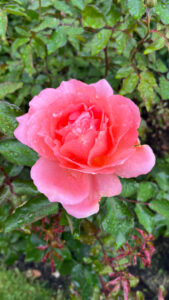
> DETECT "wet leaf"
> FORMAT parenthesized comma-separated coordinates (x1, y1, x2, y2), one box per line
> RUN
(0, 82, 23, 99)
(154, 2, 169, 25)
(70, 0, 84, 10)
(0, 10, 8, 41)
(47, 28, 67, 54)
(102, 198, 134, 248)
(91, 29, 112, 56)
(135, 204, 155, 233)
(128, 0, 145, 19)
(149, 199, 169, 219)
(106, 4, 121, 26)
(120, 72, 139, 95)
(12, 179, 40, 196)
(54, 0, 72, 15)
(0, 101, 21, 137)
(3, 196, 58, 232)
(144, 37, 166, 54)
(82, 6, 105, 29)
(137, 181, 157, 202)
(21, 44, 35, 77)
(159, 76, 169, 100)
(33, 17, 59, 32)
(0, 139, 38, 166)
(138, 71, 157, 111)
(115, 65, 134, 79)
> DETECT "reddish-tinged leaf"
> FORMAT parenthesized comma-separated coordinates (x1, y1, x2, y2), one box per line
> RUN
(37, 245, 48, 250)
(122, 278, 130, 300)
(50, 257, 55, 273)
(112, 283, 120, 292)
(41, 252, 50, 263)
(158, 285, 165, 300)
(109, 276, 121, 286)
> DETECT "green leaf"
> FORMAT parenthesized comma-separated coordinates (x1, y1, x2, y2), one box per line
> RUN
(149, 199, 169, 220)
(0, 82, 23, 99)
(12, 38, 30, 57)
(102, 198, 134, 248)
(31, 37, 46, 60)
(154, 2, 169, 25)
(0, 101, 21, 137)
(12, 179, 40, 196)
(128, 0, 145, 19)
(120, 179, 138, 197)
(120, 72, 139, 95)
(15, 26, 30, 37)
(91, 29, 112, 56)
(54, 0, 72, 15)
(135, 204, 154, 233)
(21, 44, 34, 77)
(106, 4, 121, 26)
(47, 28, 67, 54)
(82, 6, 105, 29)
(115, 32, 128, 55)
(33, 17, 59, 32)
(155, 172, 169, 191)
(150, 58, 168, 73)
(144, 37, 166, 54)
(6, 5, 28, 18)
(3, 197, 58, 232)
(0, 139, 38, 167)
(138, 71, 157, 111)
(0, 10, 8, 41)
(0, 185, 11, 204)
(70, 0, 84, 10)
(115, 65, 134, 79)
(159, 76, 169, 100)
(137, 182, 157, 202)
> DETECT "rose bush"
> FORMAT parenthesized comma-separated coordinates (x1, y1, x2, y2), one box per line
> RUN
(14, 79, 155, 218)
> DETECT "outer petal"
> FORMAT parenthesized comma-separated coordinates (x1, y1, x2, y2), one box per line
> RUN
(62, 195, 99, 218)
(14, 114, 30, 146)
(93, 174, 122, 197)
(31, 158, 90, 205)
(90, 79, 114, 99)
(62, 173, 122, 218)
(115, 145, 155, 178)
(29, 88, 60, 111)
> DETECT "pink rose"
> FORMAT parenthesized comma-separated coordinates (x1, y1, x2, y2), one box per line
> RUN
(14, 79, 155, 218)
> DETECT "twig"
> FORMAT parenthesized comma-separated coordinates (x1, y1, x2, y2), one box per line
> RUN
(38, 0, 42, 22)
(0, 166, 14, 194)
(104, 47, 109, 77)
(118, 196, 150, 206)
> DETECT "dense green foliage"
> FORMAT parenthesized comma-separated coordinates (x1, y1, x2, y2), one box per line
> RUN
(0, 0, 169, 299)
(0, 264, 57, 300)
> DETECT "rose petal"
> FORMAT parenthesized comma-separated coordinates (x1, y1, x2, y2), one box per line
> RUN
(60, 130, 97, 165)
(29, 88, 60, 110)
(90, 79, 114, 98)
(60, 79, 96, 105)
(31, 158, 90, 205)
(14, 114, 29, 145)
(115, 145, 155, 178)
(62, 195, 99, 218)
(93, 174, 122, 197)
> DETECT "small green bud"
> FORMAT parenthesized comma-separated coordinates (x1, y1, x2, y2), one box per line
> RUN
(147, 0, 157, 8)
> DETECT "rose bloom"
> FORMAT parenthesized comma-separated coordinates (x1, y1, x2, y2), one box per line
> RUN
(14, 79, 155, 218)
